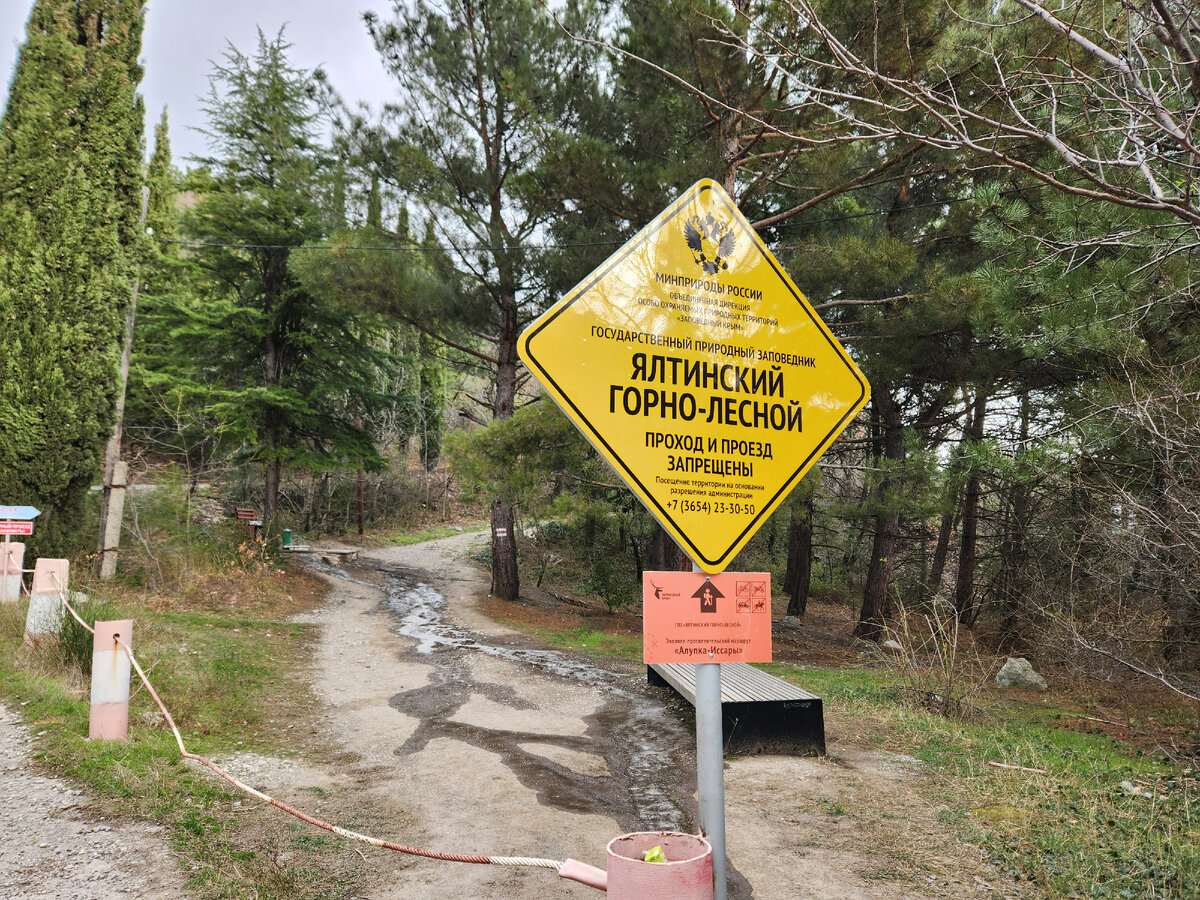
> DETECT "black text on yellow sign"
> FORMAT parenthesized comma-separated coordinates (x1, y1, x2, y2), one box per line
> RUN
(520, 180, 869, 572)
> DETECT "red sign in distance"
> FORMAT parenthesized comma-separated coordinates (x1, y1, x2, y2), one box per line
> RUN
(643, 571, 771, 664)
(0, 521, 34, 536)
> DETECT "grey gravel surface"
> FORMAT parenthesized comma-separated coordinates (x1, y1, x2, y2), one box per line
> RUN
(0, 701, 185, 899)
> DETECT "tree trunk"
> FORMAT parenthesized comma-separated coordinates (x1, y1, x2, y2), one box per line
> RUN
(954, 388, 988, 624)
(785, 497, 814, 618)
(96, 186, 150, 578)
(264, 456, 281, 527)
(855, 384, 904, 640)
(490, 497, 518, 602)
(488, 283, 520, 601)
(996, 391, 1031, 649)
(648, 523, 689, 571)
(858, 516, 898, 640)
(303, 471, 316, 533)
(925, 511, 954, 603)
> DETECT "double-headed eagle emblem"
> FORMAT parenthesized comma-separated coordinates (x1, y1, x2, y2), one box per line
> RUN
(684, 213, 736, 275)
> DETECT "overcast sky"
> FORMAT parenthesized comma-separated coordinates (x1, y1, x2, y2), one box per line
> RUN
(0, 1, 399, 163)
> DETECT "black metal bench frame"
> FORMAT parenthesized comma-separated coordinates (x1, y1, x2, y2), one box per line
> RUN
(648, 662, 825, 756)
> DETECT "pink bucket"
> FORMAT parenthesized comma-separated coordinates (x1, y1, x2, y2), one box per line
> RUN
(559, 831, 713, 898)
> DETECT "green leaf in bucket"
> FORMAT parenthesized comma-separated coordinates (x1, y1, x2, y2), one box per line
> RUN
(643, 845, 667, 863)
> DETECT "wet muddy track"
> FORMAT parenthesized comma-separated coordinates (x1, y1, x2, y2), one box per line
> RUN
(309, 552, 756, 898)
(366, 557, 695, 832)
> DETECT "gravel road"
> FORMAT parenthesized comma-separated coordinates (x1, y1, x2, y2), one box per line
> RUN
(0, 701, 185, 899)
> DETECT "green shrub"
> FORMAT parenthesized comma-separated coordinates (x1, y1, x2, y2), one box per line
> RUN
(58, 593, 117, 676)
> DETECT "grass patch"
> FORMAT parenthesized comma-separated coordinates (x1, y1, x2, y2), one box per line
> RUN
(766, 661, 1198, 898)
(492, 619, 643, 661)
(0, 560, 364, 900)
(816, 797, 849, 818)
(756, 662, 894, 709)
(387, 524, 479, 546)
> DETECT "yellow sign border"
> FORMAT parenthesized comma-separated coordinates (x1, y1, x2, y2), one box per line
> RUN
(520, 179, 869, 571)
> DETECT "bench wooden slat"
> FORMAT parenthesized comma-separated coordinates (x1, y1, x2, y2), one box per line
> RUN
(648, 661, 825, 756)
(232, 509, 263, 539)
(652, 662, 819, 704)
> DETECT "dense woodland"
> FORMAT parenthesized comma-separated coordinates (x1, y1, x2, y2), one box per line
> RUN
(2, 0, 1199, 701)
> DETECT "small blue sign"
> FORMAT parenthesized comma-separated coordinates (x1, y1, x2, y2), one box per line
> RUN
(0, 506, 40, 520)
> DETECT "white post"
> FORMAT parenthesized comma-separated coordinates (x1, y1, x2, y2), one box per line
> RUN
(98, 461, 128, 579)
(24, 558, 69, 643)
(1, 540, 24, 603)
(692, 561, 727, 900)
(89, 620, 133, 741)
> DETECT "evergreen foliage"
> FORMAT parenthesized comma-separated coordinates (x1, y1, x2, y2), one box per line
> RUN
(148, 32, 388, 523)
(358, 0, 611, 601)
(288, 224, 451, 472)
(2, 0, 1197, 685)
(0, 0, 146, 555)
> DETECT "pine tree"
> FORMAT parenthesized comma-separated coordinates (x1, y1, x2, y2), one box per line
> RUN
(360, 0, 608, 601)
(171, 31, 386, 524)
(0, 0, 146, 555)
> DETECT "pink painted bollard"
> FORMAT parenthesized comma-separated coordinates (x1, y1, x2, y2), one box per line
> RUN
(24, 558, 69, 643)
(559, 831, 713, 899)
(89, 620, 133, 741)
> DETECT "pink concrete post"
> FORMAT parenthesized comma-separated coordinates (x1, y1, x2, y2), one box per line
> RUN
(24, 558, 69, 642)
(89, 620, 133, 741)
(0, 541, 24, 603)
(607, 832, 713, 900)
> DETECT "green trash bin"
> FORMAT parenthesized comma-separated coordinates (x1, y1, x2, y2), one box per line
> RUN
(282, 529, 292, 549)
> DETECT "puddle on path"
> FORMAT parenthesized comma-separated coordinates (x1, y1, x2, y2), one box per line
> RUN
(350, 558, 696, 833)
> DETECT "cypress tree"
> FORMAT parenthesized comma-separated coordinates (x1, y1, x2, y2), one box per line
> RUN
(173, 32, 386, 524)
(0, 0, 146, 555)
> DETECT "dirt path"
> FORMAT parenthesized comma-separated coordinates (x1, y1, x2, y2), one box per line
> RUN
(295, 532, 699, 899)
(0, 531, 1009, 898)
(296, 533, 1008, 900)
(0, 701, 186, 900)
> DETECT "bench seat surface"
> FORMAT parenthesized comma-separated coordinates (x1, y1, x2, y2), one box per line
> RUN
(650, 662, 819, 704)
(648, 661, 826, 755)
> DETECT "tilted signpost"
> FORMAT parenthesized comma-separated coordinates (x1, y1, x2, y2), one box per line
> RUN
(0, 506, 38, 602)
(519, 179, 869, 898)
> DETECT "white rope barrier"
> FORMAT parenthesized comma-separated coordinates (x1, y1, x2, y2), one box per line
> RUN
(51, 583, 564, 872)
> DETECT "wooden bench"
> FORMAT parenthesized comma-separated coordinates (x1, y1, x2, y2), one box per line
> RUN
(233, 507, 262, 541)
(648, 662, 825, 756)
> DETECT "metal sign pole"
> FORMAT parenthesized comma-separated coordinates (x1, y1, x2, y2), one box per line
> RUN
(693, 561, 727, 900)
(518, 180, 869, 900)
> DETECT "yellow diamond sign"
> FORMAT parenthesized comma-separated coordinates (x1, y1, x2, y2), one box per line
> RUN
(519, 179, 869, 572)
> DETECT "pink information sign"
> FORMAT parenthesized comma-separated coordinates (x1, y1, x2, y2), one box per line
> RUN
(642, 571, 772, 664)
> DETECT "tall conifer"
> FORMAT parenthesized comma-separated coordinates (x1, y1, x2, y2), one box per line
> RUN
(0, 0, 146, 554)
(174, 32, 385, 524)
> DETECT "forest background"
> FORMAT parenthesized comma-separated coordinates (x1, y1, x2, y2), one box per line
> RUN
(2, 0, 1200, 710)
